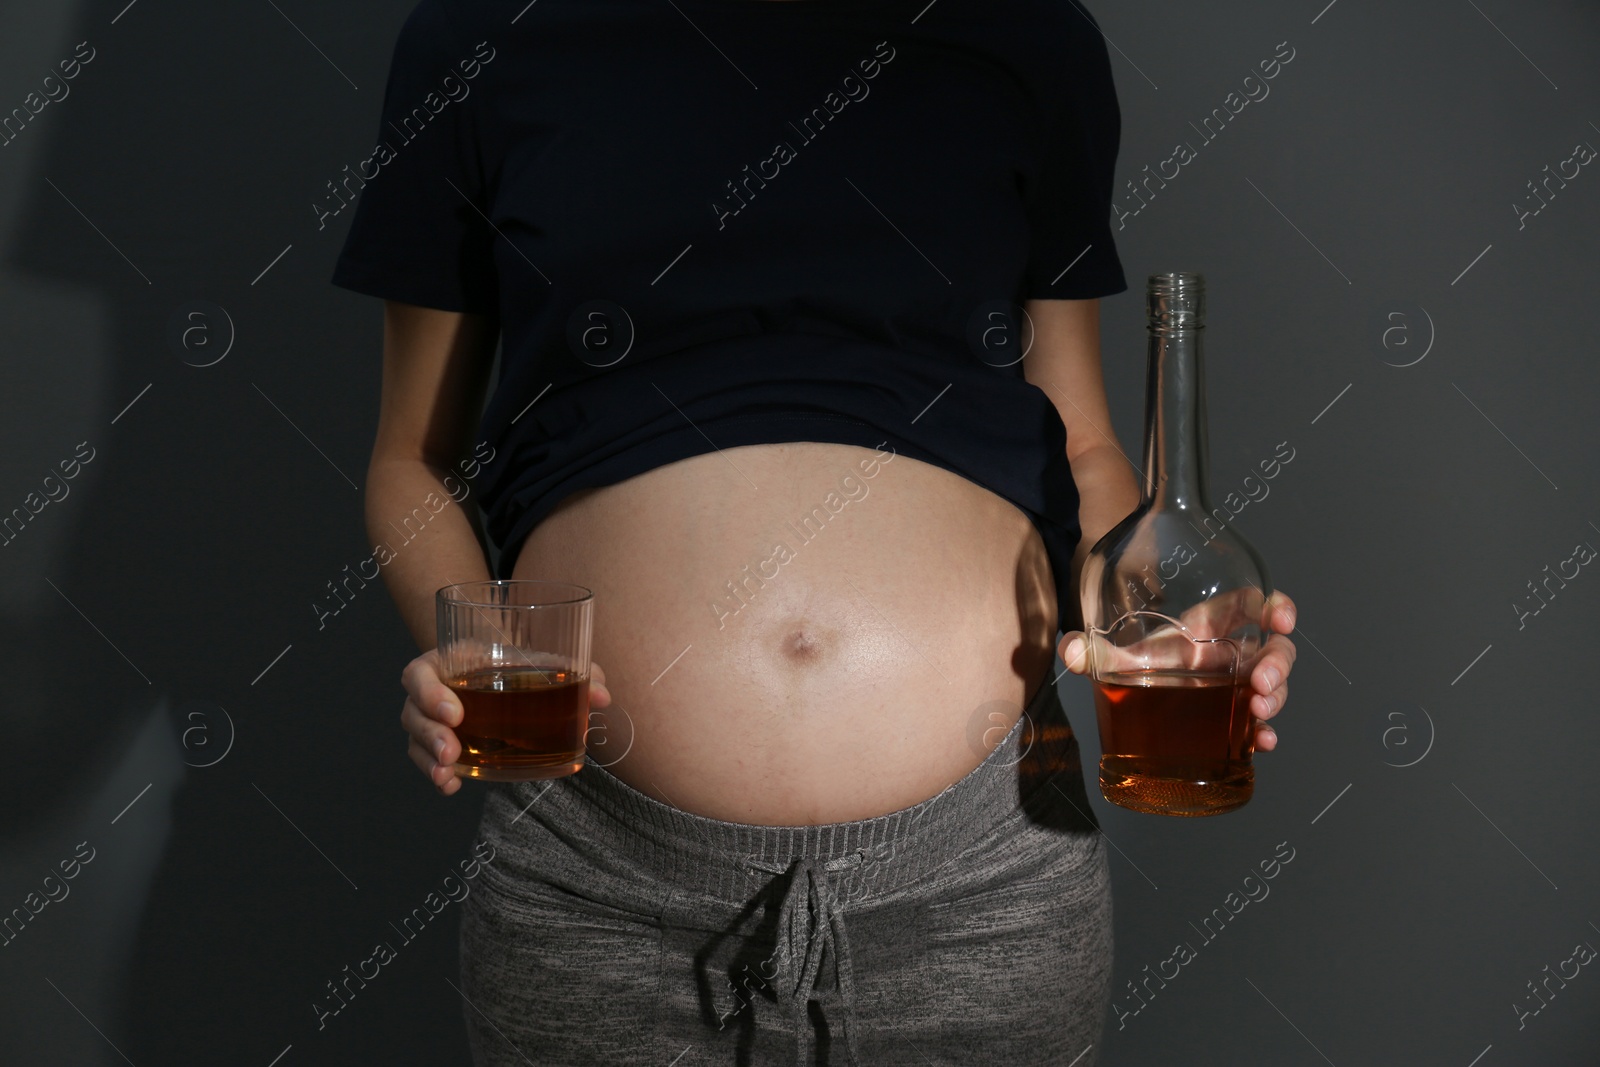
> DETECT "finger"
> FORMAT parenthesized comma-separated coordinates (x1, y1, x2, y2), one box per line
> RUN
(1268, 591, 1297, 633)
(1251, 649, 1290, 695)
(407, 735, 461, 793)
(1266, 631, 1299, 671)
(1250, 681, 1287, 720)
(1249, 634, 1299, 693)
(589, 662, 611, 708)
(404, 653, 463, 727)
(1254, 719, 1278, 752)
(1058, 633, 1089, 673)
(401, 699, 460, 764)
(399, 695, 436, 741)
(1261, 633, 1299, 683)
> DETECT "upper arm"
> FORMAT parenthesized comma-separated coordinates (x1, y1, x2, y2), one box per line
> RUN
(328, 2, 499, 316)
(1021, 296, 1118, 464)
(370, 300, 499, 467)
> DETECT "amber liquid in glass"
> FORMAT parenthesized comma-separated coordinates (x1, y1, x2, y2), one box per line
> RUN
(1092, 669, 1252, 816)
(448, 666, 589, 780)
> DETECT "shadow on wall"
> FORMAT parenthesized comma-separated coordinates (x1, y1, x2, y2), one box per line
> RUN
(0, 4, 182, 1064)
(3, 2, 486, 1065)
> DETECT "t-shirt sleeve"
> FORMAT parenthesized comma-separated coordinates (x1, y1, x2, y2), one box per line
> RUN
(328, 0, 499, 315)
(1019, 3, 1128, 301)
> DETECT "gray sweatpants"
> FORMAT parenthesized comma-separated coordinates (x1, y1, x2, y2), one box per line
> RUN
(459, 678, 1113, 1066)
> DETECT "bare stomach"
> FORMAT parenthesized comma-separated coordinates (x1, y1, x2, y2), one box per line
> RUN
(510, 441, 1060, 824)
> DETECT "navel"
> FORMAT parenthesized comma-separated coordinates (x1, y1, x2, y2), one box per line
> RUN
(780, 627, 826, 665)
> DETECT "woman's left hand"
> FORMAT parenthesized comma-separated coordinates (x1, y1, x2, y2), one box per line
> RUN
(1056, 590, 1298, 752)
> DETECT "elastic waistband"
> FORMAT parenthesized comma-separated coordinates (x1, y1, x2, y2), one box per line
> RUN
(509, 675, 1097, 904)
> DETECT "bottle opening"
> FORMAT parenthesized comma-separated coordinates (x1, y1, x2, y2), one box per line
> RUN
(1147, 271, 1206, 329)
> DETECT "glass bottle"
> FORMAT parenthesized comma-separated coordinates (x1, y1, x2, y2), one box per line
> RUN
(1078, 272, 1272, 816)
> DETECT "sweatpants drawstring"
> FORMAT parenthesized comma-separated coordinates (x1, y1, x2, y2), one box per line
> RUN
(749, 851, 864, 1066)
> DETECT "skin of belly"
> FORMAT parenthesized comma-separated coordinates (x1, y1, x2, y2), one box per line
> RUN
(510, 441, 1060, 824)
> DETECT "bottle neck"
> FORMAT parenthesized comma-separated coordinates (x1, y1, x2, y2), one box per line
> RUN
(1142, 325, 1210, 511)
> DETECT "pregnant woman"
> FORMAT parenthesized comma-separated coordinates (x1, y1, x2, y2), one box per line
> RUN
(331, 1, 1297, 1063)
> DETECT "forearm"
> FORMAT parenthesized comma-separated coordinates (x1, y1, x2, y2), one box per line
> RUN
(1064, 443, 1142, 631)
(365, 455, 495, 652)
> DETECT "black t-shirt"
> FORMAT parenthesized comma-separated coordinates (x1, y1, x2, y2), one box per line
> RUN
(330, 0, 1127, 633)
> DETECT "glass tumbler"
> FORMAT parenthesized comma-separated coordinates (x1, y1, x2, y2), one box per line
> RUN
(435, 580, 594, 782)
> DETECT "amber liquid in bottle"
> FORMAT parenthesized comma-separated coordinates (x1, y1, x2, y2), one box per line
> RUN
(449, 666, 589, 780)
(1092, 671, 1253, 815)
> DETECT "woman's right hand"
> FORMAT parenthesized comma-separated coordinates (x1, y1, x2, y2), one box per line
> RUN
(401, 650, 613, 796)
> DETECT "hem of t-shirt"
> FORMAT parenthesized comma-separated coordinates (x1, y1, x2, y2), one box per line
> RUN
(491, 412, 973, 579)
(487, 411, 1079, 625)
(490, 410, 1084, 634)
(329, 259, 497, 316)
(486, 412, 1088, 639)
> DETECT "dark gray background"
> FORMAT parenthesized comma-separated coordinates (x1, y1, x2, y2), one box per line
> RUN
(2, 0, 1596, 1064)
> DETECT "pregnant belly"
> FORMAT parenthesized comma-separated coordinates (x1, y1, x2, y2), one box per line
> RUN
(510, 441, 1061, 824)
